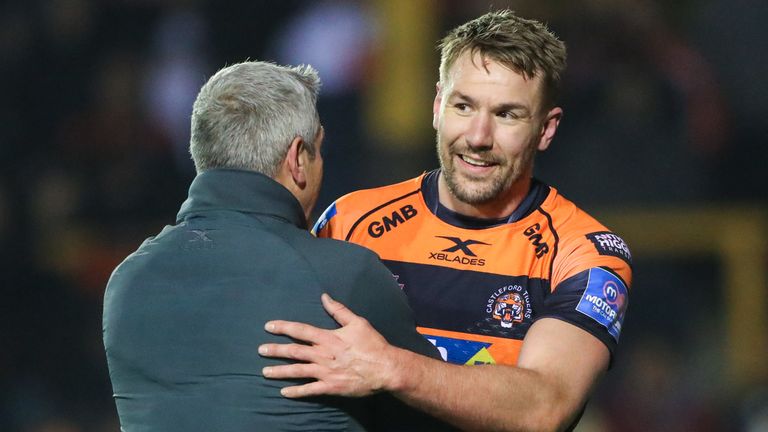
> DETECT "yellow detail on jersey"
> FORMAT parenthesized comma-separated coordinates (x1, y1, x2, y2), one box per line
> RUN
(465, 347, 497, 365)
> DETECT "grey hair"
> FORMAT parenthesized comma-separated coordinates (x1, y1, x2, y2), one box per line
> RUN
(189, 61, 321, 176)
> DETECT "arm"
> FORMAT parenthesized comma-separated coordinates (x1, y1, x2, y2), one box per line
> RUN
(260, 294, 609, 432)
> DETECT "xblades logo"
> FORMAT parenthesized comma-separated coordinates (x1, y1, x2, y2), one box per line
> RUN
(181, 229, 215, 250)
(429, 236, 489, 266)
(436, 236, 489, 256)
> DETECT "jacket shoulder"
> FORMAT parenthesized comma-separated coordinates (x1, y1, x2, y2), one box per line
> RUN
(301, 235, 385, 276)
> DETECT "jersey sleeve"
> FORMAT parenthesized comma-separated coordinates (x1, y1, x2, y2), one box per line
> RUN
(312, 198, 361, 241)
(539, 230, 633, 358)
(537, 267, 629, 358)
(311, 201, 341, 239)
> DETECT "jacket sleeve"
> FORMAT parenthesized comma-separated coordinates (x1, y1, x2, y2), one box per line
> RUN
(333, 248, 456, 432)
(329, 246, 442, 360)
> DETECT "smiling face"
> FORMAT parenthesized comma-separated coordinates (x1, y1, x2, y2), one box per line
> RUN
(434, 51, 561, 217)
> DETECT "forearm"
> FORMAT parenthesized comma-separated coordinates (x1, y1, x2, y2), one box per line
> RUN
(383, 347, 573, 432)
(259, 300, 606, 430)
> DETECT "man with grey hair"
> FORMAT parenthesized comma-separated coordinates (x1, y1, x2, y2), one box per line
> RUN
(103, 61, 448, 431)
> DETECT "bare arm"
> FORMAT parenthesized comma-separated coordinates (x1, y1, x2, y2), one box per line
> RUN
(260, 294, 609, 432)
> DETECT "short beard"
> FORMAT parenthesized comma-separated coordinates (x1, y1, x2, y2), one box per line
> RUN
(442, 160, 510, 204)
(436, 133, 536, 205)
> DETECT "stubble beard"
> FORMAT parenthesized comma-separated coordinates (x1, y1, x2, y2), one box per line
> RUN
(436, 133, 536, 206)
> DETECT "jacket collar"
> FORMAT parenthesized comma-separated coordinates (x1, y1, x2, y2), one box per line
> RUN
(176, 168, 307, 230)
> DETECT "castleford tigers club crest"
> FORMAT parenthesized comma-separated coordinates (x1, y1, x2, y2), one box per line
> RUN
(486, 284, 531, 329)
(493, 293, 524, 328)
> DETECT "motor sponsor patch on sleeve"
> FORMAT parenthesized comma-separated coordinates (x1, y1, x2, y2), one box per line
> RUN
(311, 202, 337, 236)
(586, 231, 632, 266)
(575, 267, 628, 342)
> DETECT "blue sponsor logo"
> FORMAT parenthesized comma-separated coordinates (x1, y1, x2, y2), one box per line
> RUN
(423, 334, 491, 365)
(576, 267, 628, 342)
(311, 203, 337, 236)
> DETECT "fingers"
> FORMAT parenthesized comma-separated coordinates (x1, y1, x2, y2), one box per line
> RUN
(265, 367, 357, 398)
(264, 320, 333, 345)
(261, 364, 334, 398)
(321, 293, 359, 326)
(258, 342, 334, 363)
(279, 381, 337, 398)
(262, 362, 323, 380)
(262, 364, 357, 398)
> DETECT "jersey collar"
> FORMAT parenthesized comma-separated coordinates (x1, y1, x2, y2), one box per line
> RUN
(421, 169, 549, 229)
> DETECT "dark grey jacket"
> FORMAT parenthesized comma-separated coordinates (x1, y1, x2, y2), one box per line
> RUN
(103, 169, 448, 431)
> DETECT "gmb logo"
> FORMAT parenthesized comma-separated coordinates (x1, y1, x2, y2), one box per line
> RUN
(367, 205, 418, 238)
(523, 223, 549, 258)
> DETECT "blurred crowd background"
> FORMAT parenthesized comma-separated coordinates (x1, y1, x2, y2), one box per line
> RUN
(1, 0, 767, 431)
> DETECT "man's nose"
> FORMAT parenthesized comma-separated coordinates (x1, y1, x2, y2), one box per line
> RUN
(465, 113, 493, 149)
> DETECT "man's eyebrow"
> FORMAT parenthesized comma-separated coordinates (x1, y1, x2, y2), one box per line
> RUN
(448, 91, 532, 115)
(447, 91, 476, 105)
(495, 103, 532, 116)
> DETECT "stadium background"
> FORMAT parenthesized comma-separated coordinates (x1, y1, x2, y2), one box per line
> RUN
(1, 0, 766, 430)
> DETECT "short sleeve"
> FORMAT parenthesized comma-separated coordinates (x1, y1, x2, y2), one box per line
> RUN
(536, 267, 630, 359)
(311, 202, 340, 238)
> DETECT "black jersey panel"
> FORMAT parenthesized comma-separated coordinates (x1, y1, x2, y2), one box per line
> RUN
(383, 260, 550, 341)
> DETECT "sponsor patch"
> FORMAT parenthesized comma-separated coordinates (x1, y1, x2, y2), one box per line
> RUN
(311, 203, 337, 236)
(366, 205, 418, 238)
(419, 327, 524, 365)
(523, 223, 550, 258)
(436, 236, 490, 257)
(586, 231, 632, 266)
(424, 335, 492, 365)
(576, 267, 628, 342)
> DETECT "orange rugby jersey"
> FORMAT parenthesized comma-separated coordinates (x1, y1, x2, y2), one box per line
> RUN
(313, 170, 632, 366)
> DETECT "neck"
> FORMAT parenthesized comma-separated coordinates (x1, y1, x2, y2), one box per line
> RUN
(273, 172, 312, 222)
(437, 173, 532, 219)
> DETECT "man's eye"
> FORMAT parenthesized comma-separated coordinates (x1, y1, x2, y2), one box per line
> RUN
(454, 103, 470, 112)
(498, 111, 518, 120)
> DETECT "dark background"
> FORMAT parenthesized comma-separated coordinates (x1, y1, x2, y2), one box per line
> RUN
(1, 0, 766, 431)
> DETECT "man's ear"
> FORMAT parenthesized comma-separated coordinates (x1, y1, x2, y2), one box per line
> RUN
(537, 107, 563, 151)
(432, 82, 442, 130)
(284, 136, 307, 188)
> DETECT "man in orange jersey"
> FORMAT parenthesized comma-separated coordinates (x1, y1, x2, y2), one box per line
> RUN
(258, 10, 632, 432)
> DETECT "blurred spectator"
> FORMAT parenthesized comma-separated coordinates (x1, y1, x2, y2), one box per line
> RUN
(694, 0, 768, 201)
(142, 5, 211, 175)
(58, 54, 182, 211)
(535, 0, 730, 206)
(269, 0, 379, 216)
